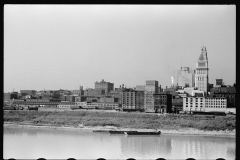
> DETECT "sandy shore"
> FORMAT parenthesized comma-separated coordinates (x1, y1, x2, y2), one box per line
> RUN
(4, 122, 235, 138)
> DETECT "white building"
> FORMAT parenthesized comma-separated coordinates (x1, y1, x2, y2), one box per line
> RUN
(195, 46, 209, 94)
(183, 97, 228, 113)
(183, 97, 205, 112)
(205, 97, 227, 112)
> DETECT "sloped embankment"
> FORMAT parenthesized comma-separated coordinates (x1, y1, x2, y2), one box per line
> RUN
(3, 110, 235, 131)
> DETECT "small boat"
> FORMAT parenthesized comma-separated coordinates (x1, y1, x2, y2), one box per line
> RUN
(125, 131, 161, 135)
(109, 130, 137, 134)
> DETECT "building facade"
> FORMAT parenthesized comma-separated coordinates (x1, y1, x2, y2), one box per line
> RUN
(154, 93, 172, 113)
(20, 90, 37, 95)
(216, 79, 223, 87)
(122, 88, 136, 110)
(4, 93, 11, 101)
(144, 80, 159, 112)
(183, 97, 206, 112)
(95, 79, 114, 94)
(84, 88, 105, 97)
(177, 67, 195, 87)
(172, 98, 183, 113)
(135, 91, 145, 111)
(75, 96, 87, 102)
(183, 97, 228, 113)
(121, 88, 144, 111)
(205, 97, 227, 112)
(72, 90, 84, 96)
(195, 46, 209, 94)
(135, 85, 145, 91)
(99, 97, 119, 103)
(210, 86, 236, 108)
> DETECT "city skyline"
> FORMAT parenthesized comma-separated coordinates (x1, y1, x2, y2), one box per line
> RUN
(4, 5, 236, 92)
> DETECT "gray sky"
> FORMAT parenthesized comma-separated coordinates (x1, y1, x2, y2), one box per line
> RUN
(4, 5, 236, 92)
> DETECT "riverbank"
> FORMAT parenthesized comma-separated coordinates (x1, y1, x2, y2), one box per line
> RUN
(4, 110, 235, 137)
(4, 122, 235, 137)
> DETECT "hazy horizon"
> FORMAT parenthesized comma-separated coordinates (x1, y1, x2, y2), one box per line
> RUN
(4, 5, 236, 92)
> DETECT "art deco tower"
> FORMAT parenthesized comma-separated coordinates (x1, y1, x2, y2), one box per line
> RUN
(195, 46, 209, 94)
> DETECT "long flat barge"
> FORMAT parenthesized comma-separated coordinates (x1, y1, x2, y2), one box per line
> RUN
(125, 131, 161, 135)
(92, 130, 110, 132)
(109, 130, 137, 134)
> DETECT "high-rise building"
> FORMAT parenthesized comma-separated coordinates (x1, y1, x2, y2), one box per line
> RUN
(216, 79, 223, 87)
(195, 46, 209, 94)
(144, 80, 159, 112)
(95, 79, 114, 94)
(121, 88, 144, 111)
(177, 67, 195, 87)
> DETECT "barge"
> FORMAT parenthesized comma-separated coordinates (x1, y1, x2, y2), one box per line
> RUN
(125, 131, 161, 135)
(92, 130, 110, 132)
(109, 130, 137, 134)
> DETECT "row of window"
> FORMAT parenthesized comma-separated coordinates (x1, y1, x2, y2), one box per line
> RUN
(206, 106, 226, 108)
(206, 102, 226, 104)
(90, 103, 118, 107)
(186, 104, 226, 108)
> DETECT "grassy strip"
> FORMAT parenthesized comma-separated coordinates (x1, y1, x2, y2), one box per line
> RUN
(3, 110, 235, 131)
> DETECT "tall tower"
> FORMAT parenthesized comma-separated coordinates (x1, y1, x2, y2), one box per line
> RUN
(144, 80, 159, 112)
(195, 46, 209, 94)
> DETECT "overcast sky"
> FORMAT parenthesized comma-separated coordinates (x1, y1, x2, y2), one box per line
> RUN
(4, 5, 236, 92)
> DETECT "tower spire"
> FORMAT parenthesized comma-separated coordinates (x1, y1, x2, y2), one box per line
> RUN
(195, 46, 209, 94)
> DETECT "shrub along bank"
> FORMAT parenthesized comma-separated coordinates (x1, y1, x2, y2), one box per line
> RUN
(3, 110, 235, 131)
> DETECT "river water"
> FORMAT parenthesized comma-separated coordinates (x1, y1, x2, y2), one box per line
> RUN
(4, 126, 235, 159)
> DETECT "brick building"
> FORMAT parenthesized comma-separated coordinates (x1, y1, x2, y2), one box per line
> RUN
(95, 79, 114, 94)
(154, 93, 172, 113)
(210, 86, 236, 108)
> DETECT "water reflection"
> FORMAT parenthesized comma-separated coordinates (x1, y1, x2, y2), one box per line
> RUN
(4, 126, 235, 159)
(120, 135, 171, 159)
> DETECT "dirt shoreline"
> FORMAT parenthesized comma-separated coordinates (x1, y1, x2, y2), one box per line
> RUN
(4, 122, 235, 138)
